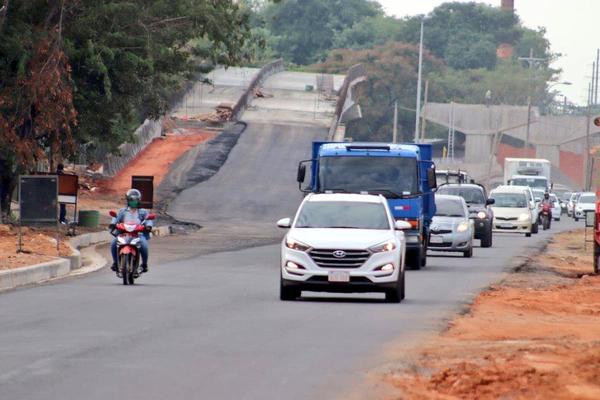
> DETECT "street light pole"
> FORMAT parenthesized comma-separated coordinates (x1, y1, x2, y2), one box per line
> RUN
(393, 100, 398, 144)
(414, 19, 424, 143)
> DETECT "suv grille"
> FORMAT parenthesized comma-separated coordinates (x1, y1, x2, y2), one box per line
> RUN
(309, 249, 370, 268)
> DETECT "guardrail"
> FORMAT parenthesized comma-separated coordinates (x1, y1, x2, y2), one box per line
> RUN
(103, 60, 284, 177)
(231, 59, 284, 121)
(328, 63, 367, 140)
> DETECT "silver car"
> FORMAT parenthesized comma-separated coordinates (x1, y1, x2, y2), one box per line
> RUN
(429, 195, 474, 258)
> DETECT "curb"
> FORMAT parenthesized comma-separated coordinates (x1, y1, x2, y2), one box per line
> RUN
(0, 225, 173, 291)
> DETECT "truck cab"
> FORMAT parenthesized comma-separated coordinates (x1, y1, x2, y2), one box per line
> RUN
(296, 142, 437, 269)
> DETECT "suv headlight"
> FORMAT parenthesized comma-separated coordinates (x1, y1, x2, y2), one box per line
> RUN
(369, 240, 396, 253)
(477, 211, 487, 219)
(518, 213, 530, 221)
(285, 237, 311, 252)
(456, 222, 469, 232)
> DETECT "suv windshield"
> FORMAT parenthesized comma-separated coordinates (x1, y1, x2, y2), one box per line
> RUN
(318, 156, 418, 197)
(511, 177, 548, 189)
(437, 186, 485, 204)
(491, 193, 528, 208)
(435, 198, 466, 217)
(295, 201, 390, 230)
(579, 195, 596, 204)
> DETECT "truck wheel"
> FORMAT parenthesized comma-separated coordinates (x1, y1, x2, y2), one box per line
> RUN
(480, 229, 493, 248)
(280, 279, 300, 301)
(385, 272, 404, 303)
(407, 250, 422, 270)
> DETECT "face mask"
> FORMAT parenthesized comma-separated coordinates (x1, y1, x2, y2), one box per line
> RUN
(128, 200, 139, 208)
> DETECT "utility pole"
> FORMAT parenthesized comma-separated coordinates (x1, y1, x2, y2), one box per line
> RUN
(594, 49, 600, 104)
(519, 49, 546, 153)
(586, 81, 592, 190)
(392, 100, 398, 144)
(420, 79, 429, 141)
(414, 19, 424, 143)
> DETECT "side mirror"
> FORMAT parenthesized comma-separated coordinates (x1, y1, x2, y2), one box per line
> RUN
(297, 164, 307, 184)
(109, 211, 117, 218)
(395, 220, 412, 230)
(277, 218, 292, 229)
(486, 198, 495, 206)
(146, 213, 156, 220)
(427, 167, 437, 190)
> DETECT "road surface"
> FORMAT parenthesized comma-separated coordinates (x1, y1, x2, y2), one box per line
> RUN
(0, 220, 578, 399)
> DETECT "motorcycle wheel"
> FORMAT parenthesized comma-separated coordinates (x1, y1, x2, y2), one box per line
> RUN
(120, 255, 129, 285)
(127, 254, 135, 285)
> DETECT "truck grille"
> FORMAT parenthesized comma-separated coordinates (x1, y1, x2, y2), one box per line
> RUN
(309, 249, 370, 268)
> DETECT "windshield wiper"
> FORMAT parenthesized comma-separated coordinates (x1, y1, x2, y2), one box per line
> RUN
(366, 189, 406, 199)
(449, 214, 465, 217)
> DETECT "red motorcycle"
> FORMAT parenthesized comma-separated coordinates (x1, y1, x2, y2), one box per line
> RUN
(539, 203, 552, 230)
(109, 211, 155, 285)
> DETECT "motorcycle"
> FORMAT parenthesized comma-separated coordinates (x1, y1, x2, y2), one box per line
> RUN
(109, 211, 155, 285)
(539, 203, 552, 230)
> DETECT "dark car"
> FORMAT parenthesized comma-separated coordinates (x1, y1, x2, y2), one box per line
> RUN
(436, 183, 495, 248)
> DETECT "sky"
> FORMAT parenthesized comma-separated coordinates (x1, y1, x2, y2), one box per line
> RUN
(376, 0, 599, 105)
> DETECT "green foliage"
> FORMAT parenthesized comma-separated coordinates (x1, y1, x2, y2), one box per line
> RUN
(314, 43, 444, 143)
(332, 16, 401, 50)
(259, 0, 383, 64)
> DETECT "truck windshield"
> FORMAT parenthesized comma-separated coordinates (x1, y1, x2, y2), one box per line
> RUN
(318, 156, 419, 197)
(295, 201, 390, 230)
(511, 177, 547, 189)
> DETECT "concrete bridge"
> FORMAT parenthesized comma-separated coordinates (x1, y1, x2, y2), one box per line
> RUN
(423, 102, 600, 187)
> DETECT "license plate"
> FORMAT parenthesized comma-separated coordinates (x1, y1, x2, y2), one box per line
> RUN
(328, 271, 350, 282)
(500, 223, 513, 229)
(430, 235, 444, 244)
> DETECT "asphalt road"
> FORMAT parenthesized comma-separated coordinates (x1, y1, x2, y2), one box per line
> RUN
(0, 218, 580, 399)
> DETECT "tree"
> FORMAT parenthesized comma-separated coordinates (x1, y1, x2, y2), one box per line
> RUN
(0, 1, 77, 221)
(260, 0, 383, 64)
(314, 42, 444, 142)
(0, 0, 255, 219)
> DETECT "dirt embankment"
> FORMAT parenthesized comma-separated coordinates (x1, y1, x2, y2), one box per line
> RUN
(387, 230, 600, 400)
(0, 225, 73, 270)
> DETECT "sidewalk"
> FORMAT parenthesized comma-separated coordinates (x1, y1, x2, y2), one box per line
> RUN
(0, 225, 172, 291)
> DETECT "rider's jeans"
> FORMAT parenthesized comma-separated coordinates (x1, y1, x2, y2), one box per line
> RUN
(111, 236, 149, 265)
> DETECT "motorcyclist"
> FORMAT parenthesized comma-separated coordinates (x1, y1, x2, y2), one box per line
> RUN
(109, 189, 153, 272)
(539, 192, 554, 220)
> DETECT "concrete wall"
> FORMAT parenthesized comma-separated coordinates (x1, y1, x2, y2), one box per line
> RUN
(464, 135, 492, 163)
(536, 144, 560, 166)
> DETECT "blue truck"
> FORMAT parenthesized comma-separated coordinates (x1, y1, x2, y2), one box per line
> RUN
(297, 142, 437, 269)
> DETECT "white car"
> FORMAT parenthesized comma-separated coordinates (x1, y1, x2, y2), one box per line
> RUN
(567, 192, 578, 217)
(490, 185, 534, 237)
(549, 194, 561, 221)
(277, 193, 411, 303)
(574, 192, 597, 221)
(429, 195, 474, 257)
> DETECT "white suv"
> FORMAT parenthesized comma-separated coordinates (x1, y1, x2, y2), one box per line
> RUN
(277, 193, 411, 303)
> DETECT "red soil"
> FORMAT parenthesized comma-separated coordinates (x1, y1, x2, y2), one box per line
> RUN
(100, 132, 214, 195)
